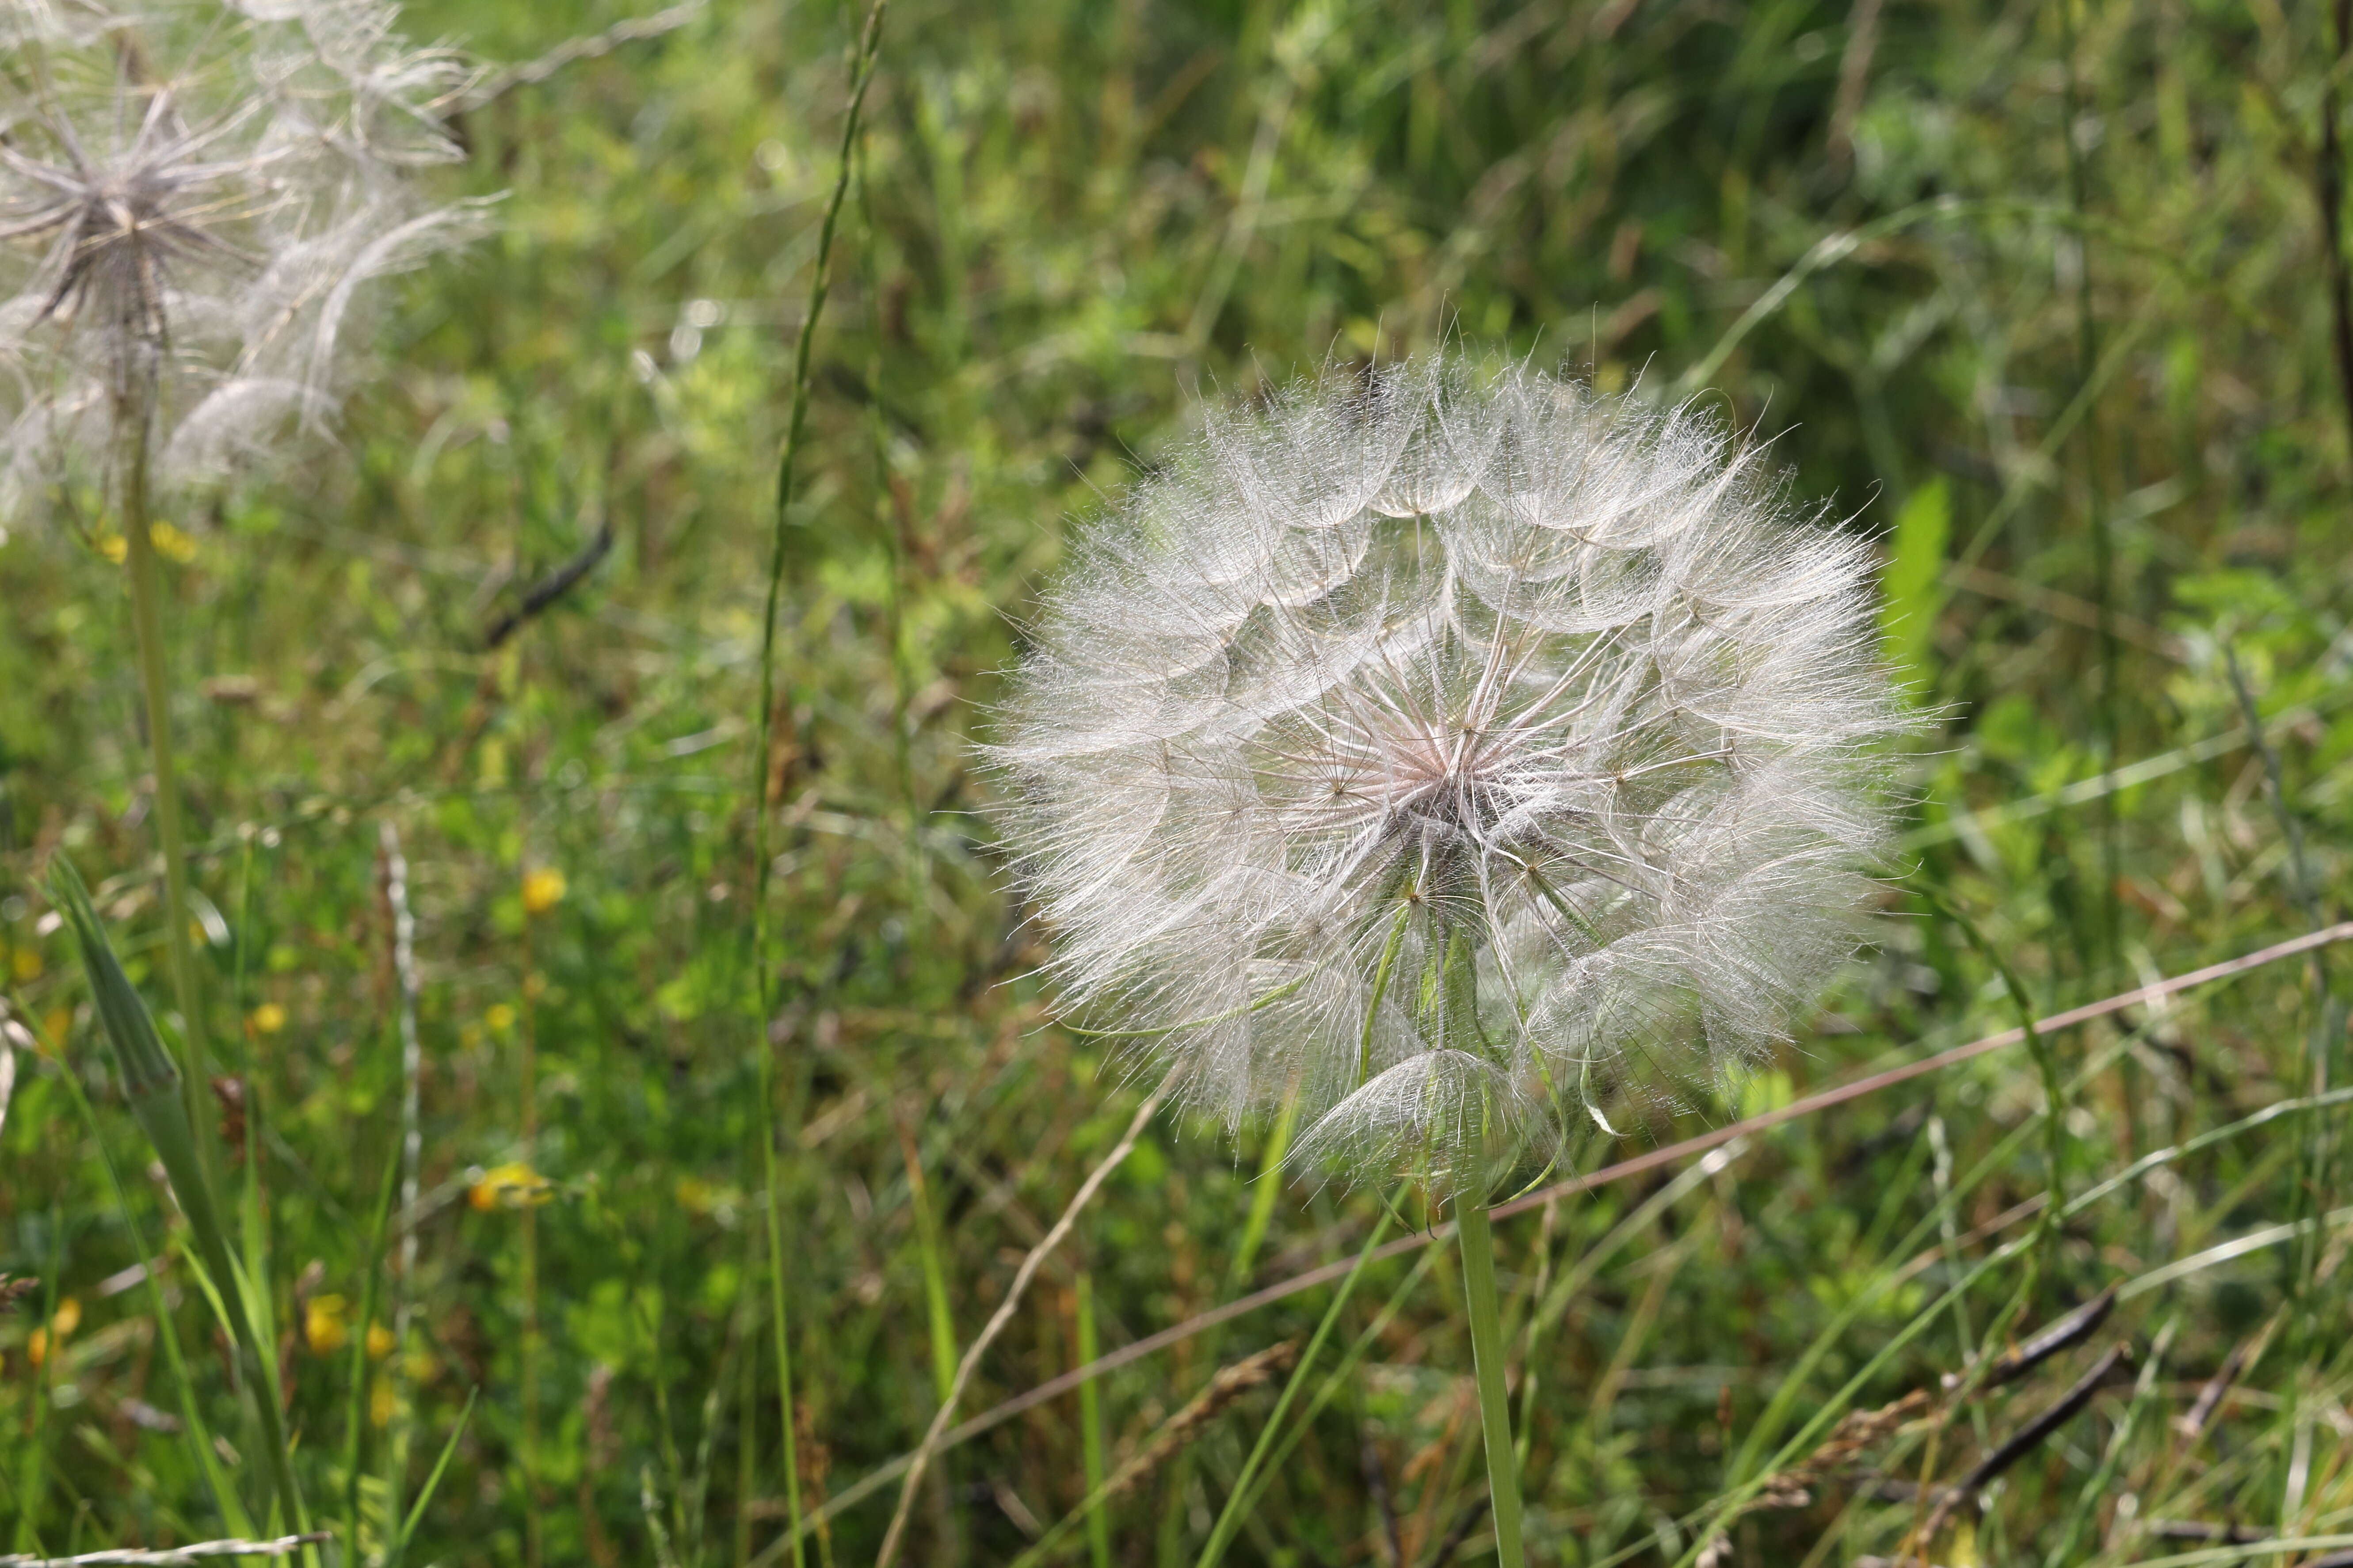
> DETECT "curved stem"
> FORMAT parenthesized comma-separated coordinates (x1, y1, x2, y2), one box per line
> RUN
(1455, 1201, 1527, 1568)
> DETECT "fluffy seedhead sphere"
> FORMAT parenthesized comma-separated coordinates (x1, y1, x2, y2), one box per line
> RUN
(991, 359, 1911, 1197)
(0, 0, 476, 523)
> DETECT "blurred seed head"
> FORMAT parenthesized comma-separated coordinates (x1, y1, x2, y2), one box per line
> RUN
(990, 357, 1913, 1196)
(0, 0, 481, 523)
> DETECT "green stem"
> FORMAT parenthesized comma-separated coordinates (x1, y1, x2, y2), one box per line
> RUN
(762, 1068, 807, 1568)
(744, 8, 885, 1564)
(1073, 1272, 1111, 1568)
(119, 412, 220, 1189)
(1455, 1201, 1528, 1568)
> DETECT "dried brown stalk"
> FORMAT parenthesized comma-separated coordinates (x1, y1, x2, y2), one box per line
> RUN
(1103, 1340, 1300, 1502)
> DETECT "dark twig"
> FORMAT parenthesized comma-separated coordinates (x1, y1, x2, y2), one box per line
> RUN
(2320, 0, 2353, 463)
(1922, 1343, 2126, 1538)
(483, 519, 614, 649)
(2176, 1324, 2265, 1441)
(1941, 1285, 2116, 1392)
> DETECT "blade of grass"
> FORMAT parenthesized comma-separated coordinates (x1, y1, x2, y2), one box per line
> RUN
(898, 1124, 959, 1408)
(344, 1155, 402, 1562)
(49, 860, 306, 1537)
(391, 1389, 478, 1566)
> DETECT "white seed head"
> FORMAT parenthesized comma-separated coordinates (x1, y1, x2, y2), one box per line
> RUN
(989, 358, 1913, 1196)
(0, 0, 478, 520)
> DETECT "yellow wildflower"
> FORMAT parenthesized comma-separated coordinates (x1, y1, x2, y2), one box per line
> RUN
(521, 868, 567, 915)
(10, 945, 40, 982)
(485, 1003, 515, 1034)
(469, 1161, 553, 1210)
(304, 1293, 349, 1355)
(370, 1374, 397, 1428)
(27, 1297, 81, 1367)
(150, 522, 198, 563)
(93, 525, 198, 564)
(366, 1322, 396, 1359)
(248, 1002, 287, 1036)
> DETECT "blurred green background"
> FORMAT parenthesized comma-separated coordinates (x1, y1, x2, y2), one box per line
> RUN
(6, 0, 2353, 1564)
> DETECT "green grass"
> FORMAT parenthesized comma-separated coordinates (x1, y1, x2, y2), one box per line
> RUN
(6, 0, 2353, 1563)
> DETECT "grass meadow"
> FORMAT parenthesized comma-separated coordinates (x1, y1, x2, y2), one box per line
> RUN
(5, 0, 2353, 1563)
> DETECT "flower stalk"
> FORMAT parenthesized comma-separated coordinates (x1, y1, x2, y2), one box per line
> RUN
(115, 381, 223, 1189)
(1453, 1199, 1527, 1568)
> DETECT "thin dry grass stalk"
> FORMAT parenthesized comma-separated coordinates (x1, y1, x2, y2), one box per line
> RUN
(1102, 1340, 1300, 1502)
(868, 1076, 1173, 1568)
(0, 1004, 19, 1142)
(1754, 1389, 1934, 1511)
(0, 1534, 328, 1567)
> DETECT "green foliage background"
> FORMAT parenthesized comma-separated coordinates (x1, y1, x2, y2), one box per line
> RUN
(5, 0, 2353, 1563)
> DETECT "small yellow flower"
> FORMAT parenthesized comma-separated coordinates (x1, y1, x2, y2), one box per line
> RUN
(521, 867, 567, 915)
(93, 525, 197, 564)
(485, 1003, 516, 1034)
(675, 1176, 716, 1216)
(304, 1293, 350, 1356)
(370, 1374, 397, 1428)
(41, 1009, 71, 1052)
(366, 1322, 396, 1360)
(27, 1298, 82, 1367)
(469, 1161, 553, 1210)
(248, 1002, 287, 1036)
(149, 522, 198, 563)
(10, 946, 40, 982)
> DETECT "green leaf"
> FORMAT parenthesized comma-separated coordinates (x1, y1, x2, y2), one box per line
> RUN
(1880, 476, 1949, 692)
